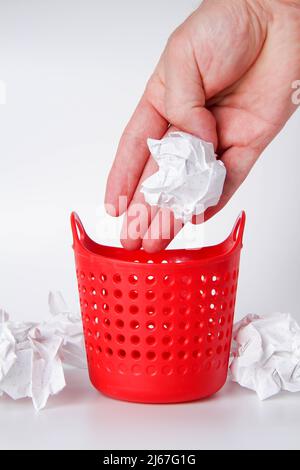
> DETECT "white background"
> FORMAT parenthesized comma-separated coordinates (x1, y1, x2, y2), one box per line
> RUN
(0, 0, 299, 450)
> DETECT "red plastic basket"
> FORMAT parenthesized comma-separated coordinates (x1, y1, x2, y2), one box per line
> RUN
(71, 211, 246, 403)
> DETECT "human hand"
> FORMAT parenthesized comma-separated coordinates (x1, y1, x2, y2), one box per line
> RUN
(105, 0, 300, 252)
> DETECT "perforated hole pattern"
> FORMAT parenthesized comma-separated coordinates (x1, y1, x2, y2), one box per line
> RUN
(76, 258, 240, 380)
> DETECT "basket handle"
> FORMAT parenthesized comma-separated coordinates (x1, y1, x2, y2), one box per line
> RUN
(70, 212, 86, 246)
(231, 211, 246, 246)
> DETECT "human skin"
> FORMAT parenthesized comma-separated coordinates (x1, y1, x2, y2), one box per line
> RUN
(105, 0, 300, 252)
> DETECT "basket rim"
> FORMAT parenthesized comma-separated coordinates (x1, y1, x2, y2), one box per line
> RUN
(71, 211, 246, 266)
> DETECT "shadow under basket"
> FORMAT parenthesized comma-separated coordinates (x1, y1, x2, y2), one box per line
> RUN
(71, 211, 246, 404)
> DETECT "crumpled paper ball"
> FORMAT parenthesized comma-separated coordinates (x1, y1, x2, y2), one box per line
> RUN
(141, 131, 226, 223)
(0, 292, 86, 411)
(230, 313, 300, 400)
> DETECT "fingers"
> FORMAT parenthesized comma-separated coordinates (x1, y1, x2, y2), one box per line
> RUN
(120, 156, 159, 251)
(120, 125, 185, 252)
(142, 208, 184, 253)
(122, 186, 184, 253)
(105, 95, 168, 216)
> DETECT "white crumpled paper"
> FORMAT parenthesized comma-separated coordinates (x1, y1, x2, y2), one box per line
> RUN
(1, 296, 299, 408)
(0, 292, 86, 411)
(230, 313, 300, 400)
(141, 132, 226, 222)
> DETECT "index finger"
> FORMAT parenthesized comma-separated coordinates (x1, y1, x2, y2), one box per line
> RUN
(105, 95, 168, 216)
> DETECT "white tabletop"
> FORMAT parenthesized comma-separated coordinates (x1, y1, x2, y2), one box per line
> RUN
(0, 367, 299, 450)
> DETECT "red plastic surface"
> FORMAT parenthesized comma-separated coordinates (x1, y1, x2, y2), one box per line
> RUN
(71, 211, 246, 403)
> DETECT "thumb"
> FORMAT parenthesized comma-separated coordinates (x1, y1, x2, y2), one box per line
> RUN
(162, 29, 218, 149)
